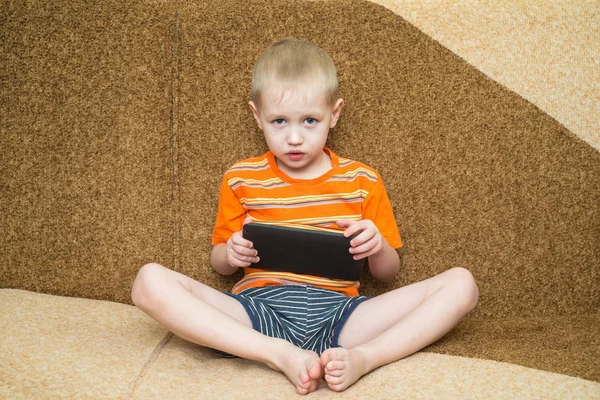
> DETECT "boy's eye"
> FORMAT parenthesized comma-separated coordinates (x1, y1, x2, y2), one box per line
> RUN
(304, 118, 317, 125)
(273, 118, 286, 125)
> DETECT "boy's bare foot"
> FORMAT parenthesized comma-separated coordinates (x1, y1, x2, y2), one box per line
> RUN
(320, 347, 370, 392)
(267, 341, 323, 395)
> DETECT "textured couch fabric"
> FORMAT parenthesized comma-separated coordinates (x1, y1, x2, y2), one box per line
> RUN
(1, 0, 599, 398)
(2, 290, 598, 399)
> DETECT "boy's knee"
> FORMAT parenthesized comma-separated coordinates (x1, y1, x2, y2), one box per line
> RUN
(447, 267, 479, 311)
(131, 263, 166, 308)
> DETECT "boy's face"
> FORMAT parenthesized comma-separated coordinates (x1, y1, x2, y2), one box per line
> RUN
(249, 83, 344, 179)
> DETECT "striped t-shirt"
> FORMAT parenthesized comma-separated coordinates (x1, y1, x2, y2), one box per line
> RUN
(211, 148, 402, 297)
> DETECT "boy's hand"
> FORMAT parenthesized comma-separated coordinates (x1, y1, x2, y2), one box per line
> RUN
(336, 219, 384, 260)
(226, 218, 259, 268)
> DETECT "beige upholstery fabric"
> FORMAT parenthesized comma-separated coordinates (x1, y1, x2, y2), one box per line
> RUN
(0, 290, 169, 399)
(2, 290, 598, 399)
(131, 335, 600, 399)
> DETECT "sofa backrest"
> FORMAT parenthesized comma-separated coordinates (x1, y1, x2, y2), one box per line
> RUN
(2, 0, 599, 318)
(2, 0, 177, 301)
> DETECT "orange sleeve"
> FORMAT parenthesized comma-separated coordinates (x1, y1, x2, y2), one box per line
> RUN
(211, 174, 247, 245)
(362, 173, 403, 249)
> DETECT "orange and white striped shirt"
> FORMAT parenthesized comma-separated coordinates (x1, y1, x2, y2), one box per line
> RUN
(211, 148, 402, 297)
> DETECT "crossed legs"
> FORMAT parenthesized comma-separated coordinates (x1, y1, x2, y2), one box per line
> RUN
(132, 264, 478, 394)
(321, 267, 479, 391)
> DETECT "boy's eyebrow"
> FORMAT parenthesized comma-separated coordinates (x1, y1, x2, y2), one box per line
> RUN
(264, 110, 326, 120)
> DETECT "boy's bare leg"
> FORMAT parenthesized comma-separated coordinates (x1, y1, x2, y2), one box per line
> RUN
(321, 267, 478, 392)
(132, 263, 322, 395)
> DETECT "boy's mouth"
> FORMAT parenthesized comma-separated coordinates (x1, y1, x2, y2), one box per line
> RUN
(286, 151, 304, 161)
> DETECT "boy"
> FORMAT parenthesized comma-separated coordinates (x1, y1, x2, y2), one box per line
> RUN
(132, 37, 478, 395)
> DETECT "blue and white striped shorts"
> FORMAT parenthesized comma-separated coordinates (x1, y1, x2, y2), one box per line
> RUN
(223, 285, 370, 355)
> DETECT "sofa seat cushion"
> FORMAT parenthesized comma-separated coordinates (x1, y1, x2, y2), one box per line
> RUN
(130, 334, 599, 399)
(2, 289, 599, 399)
(0, 289, 169, 399)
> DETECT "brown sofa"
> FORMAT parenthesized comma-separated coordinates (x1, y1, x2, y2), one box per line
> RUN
(2, 0, 599, 398)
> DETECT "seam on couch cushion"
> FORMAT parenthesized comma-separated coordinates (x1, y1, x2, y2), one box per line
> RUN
(170, 11, 182, 272)
(120, 12, 179, 400)
(121, 331, 174, 400)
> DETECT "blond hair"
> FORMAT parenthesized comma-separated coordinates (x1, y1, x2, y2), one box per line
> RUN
(250, 37, 339, 106)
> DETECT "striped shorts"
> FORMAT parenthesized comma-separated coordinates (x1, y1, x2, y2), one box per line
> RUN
(223, 285, 370, 355)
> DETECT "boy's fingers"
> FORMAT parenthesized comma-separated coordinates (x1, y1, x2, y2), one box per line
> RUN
(335, 219, 352, 228)
(349, 239, 379, 260)
(352, 237, 384, 260)
(239, 255, 259, 266)
(349, 229, 370, 247)
(352, 249, 374, 261)
(232, 232, 254, 248)
(336, 219, 359, 230)
(336, 219, 361, 237)
(239, 218, 253, 240)
(348, 231, 371, 250)
(349, 240, 374, 256)
(229, 252, 258, 267)
(233, 243, 257, 257)
(236, 238, 253, 249)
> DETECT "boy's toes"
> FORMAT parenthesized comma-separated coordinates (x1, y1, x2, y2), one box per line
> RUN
(328, 383, 346, 393)
(297, 352, 322, 395)
(325, 373, 344, 384)
(308, 358, 323, 379)
(324, 366, 344, 377)
(322, 352, 347, 378)
(320, 349, 333, 366)
(298, 370, 310, 385)
(296, 375, 311, 395)
(307, 377, 320, 393)
(300, 373, 316, 392)
(321, 347, 346, 364)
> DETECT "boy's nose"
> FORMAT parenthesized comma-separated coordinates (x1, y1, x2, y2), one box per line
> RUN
(287, 127, 303, 145)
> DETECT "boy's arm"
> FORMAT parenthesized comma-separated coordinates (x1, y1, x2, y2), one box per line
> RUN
(336, 219, 400, 282)
(363, 240, 400, 282)
(210, 244, 240, 276)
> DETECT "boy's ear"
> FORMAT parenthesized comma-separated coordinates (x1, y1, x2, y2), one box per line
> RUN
(329, 98, 344, 128)
(248, 101, 263, 130)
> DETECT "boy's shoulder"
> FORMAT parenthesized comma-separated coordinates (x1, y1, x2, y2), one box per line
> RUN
(334, 154, 382, 182)
(223, 153, 271, 177)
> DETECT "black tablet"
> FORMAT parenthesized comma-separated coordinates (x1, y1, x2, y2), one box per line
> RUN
(242, 222, 364, 280)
